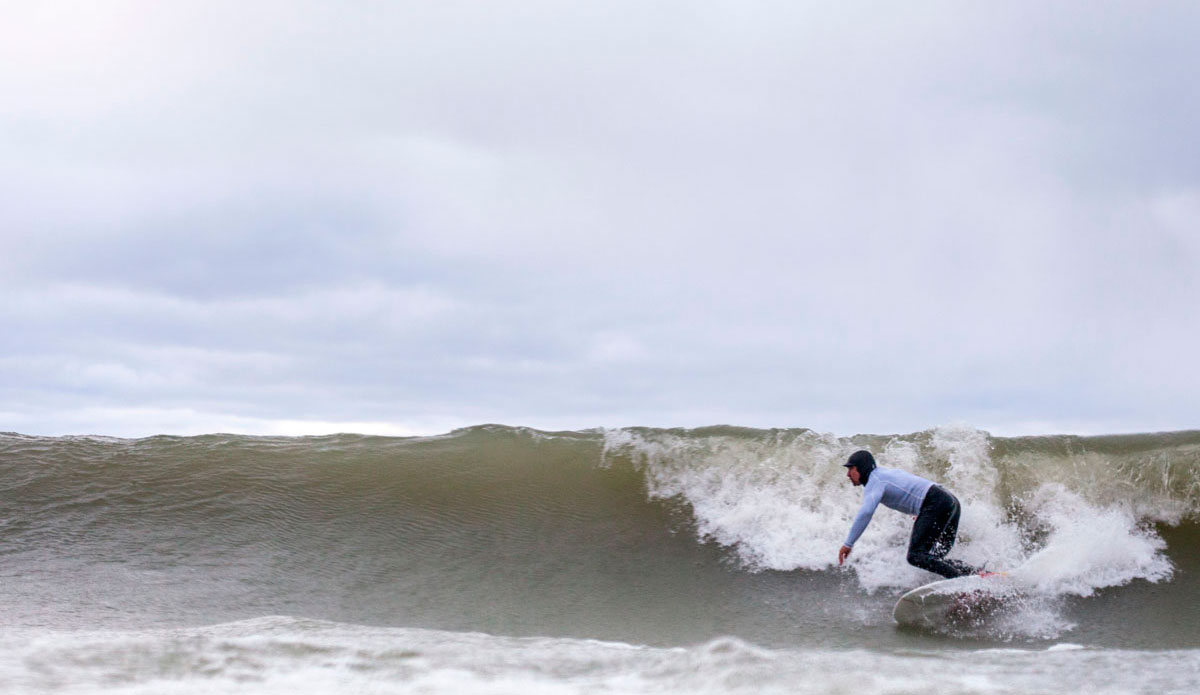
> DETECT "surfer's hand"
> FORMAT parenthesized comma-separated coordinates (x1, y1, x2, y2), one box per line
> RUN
(838, 545, 851, 565)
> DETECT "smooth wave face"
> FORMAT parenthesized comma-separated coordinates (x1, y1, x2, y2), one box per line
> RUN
(1, 425, 1198, 648)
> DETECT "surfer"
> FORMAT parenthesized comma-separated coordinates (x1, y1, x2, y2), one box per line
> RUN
(837, 450, 980, 579)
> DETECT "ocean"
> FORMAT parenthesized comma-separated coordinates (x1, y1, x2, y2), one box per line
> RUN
(1, 424, 1197, 693)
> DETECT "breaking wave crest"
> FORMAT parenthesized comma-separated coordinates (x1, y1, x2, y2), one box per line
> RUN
(601, 425, 1192, 597)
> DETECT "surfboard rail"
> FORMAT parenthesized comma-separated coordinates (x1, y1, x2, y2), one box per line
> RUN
(893, 573, 1019, 629)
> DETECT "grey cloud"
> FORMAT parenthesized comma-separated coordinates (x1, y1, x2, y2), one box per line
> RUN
(2, 2, 1198, 436)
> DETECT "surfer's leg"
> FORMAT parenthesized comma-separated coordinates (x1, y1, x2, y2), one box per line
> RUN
(930, 499, 961, 559)
(930, 500, 977, 577)
(906, 498, 951, 576)
(907, 487, 976, 579)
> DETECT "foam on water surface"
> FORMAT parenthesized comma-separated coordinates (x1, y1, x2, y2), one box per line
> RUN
(3, 619, 1197, 695)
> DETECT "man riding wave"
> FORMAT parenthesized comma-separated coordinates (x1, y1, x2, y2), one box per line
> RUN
(837, 450, 985, 579)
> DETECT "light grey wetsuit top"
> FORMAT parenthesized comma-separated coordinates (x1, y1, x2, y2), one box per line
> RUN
(843, 466, 935, 548)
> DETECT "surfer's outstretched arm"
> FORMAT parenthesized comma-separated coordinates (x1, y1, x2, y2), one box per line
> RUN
(843, 485, 884, 548)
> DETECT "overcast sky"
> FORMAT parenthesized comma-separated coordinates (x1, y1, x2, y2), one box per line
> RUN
(2, 1, 1197, 438)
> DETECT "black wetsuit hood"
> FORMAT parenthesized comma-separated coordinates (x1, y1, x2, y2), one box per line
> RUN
(844, 450, 877, 485)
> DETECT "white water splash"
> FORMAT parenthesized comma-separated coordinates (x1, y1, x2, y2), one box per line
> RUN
(606, 425, 1175, 606)
(604, 427, 854, 573)
(1013, 483, 1173, 596)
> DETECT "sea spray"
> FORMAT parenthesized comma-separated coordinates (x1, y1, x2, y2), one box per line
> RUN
(1014, 483, 1173, 596)
(602, 427, 855, 572)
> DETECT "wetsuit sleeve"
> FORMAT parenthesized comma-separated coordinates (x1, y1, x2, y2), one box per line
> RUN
(844, 485, 883, 548)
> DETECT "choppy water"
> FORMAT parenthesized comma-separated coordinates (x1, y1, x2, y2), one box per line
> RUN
(2, 425, 1198, 693)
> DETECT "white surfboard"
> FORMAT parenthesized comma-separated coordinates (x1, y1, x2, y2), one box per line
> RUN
(893, 573, 1021, 629)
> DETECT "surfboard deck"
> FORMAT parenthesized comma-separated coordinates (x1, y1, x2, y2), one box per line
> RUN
(893, 573, 1020, 629)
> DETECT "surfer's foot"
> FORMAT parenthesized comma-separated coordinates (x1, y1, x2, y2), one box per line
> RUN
(975, 562, 1001, 578)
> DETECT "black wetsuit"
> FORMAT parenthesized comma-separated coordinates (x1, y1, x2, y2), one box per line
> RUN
(907, 485, 977, 579)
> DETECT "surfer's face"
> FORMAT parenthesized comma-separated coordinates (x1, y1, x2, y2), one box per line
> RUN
(847, 466, 861, 486)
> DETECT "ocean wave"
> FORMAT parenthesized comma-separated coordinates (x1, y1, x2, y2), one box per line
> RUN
(1, 425, 1197, 644)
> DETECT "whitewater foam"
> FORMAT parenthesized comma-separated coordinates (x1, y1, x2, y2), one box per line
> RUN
(603, 427, 859, 573)
(605, 425, 1178, 611)
(5, 619, 1197, 695)
(1012, 483, 1173, 596)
